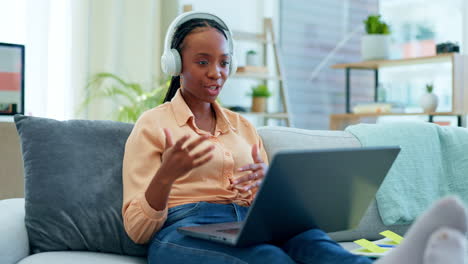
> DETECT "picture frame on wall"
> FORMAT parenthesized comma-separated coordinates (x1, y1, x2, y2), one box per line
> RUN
(0, 42, 25, 115)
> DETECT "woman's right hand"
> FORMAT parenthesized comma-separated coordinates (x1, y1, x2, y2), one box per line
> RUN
(158, 128, 215, 184)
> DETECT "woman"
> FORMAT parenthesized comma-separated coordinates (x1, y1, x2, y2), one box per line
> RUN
(122, 12, 467, 264)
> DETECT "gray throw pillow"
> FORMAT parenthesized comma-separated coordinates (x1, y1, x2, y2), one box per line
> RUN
(14, 115, 147, 256)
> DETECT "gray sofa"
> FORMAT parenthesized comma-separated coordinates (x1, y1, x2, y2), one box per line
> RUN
(0, 116, 409, 264)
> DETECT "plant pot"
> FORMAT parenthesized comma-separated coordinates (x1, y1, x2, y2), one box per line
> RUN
(246, 53, 259, 66)
(251, 97, 267, 112)
(361, 35, 390, 61)
(419, 93, 438, 113)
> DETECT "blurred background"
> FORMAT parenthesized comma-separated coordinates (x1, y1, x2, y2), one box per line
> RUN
(0, 0, 466, 129)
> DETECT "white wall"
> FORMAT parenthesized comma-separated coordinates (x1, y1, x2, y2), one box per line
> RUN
(0, 0, 27, 114)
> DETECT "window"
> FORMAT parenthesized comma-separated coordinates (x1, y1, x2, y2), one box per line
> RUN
(280, 0, 379, 129)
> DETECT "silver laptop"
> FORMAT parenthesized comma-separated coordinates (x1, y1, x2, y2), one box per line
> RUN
(178, 146, 400, 247)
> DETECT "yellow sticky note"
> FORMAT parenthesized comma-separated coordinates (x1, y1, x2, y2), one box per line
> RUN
(380, 230, 403, 244)
(353, 239, 388, 253)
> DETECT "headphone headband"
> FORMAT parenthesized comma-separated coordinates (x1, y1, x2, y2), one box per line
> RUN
(163, 11, 233, 52)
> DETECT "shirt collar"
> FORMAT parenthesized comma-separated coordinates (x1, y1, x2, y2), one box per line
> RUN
(170, 89, 236, 134)
(171, 89, 194, 127)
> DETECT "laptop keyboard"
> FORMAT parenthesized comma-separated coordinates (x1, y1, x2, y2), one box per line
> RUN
(216, 228, 240, 235)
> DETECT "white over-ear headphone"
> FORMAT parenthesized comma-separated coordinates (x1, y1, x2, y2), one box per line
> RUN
(161, 11, 238, 77)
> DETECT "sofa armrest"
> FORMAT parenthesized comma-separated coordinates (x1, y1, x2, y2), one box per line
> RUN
(0, 198, 29, 264)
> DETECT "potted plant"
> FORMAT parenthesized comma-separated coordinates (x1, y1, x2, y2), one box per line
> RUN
(361, 15, 391, 61)
(249, 84, 271, 112)
(78, 72, 169, 123)
(419, 83, 438, 113)
(246, 50, 259, 66)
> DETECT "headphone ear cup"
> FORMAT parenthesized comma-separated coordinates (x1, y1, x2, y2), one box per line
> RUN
(161, 52, 173, 76)
(171, 49, 182, 75)
(161, 49, 182, 76)
(229, 56, 238, 77)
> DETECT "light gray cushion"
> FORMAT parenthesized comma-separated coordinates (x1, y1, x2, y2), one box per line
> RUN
(257, 126, 361, 162)
(17, 251, 146, 264)
(14, 115, 146, 256)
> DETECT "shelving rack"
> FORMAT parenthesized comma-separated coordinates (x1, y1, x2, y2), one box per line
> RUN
(232, 18, 291, 127)
(330, 53, 468, 129)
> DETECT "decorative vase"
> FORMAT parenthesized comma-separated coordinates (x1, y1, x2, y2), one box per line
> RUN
(361, 35, 390, 61)
(251, 97, 267, 112)
(419, 93, 438, 113)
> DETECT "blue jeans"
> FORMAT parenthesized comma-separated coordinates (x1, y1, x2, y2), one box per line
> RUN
(148, 202, 374, 264)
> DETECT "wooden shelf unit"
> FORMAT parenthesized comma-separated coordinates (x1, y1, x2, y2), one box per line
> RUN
(331, 53, 456, 70)
(232, 30, 273, 44)
(330, 112, 464, 130)
(329, 53, 468, 130)
(232, 18, 291, 127)
(231, 72, 282, 81)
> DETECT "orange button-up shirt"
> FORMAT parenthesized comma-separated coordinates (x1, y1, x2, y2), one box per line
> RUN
(122, 89, 268, 244)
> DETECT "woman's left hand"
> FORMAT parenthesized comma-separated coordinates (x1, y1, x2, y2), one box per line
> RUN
(231, 144, 268, 192)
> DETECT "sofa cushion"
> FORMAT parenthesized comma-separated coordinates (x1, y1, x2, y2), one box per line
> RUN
(257, 126, 361, 162)
(17, 251, 146, 264)
(14, 115, 146, 256)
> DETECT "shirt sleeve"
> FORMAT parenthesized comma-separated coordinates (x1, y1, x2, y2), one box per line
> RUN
(122, 114, 167, 244)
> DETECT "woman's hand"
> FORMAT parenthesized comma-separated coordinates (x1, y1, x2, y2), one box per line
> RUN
(158, 128, 215, 184)
(231, 144, 268, 192)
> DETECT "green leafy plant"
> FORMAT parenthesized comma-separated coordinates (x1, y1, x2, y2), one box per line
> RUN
(246, 50, 257, 55)
(248, 84, 272, 98)
(426, 83, 434, 93)
(364, 15, 391, 35)
(79, 72, 169, 123)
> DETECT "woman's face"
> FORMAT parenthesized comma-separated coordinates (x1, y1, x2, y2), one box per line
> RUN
(180, 27, 230, 104)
